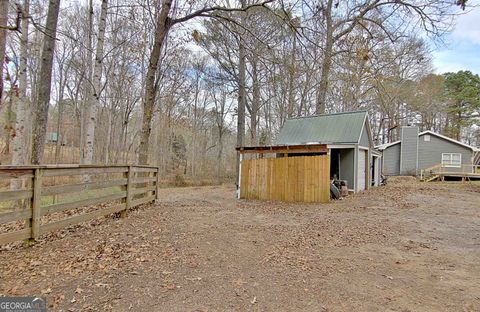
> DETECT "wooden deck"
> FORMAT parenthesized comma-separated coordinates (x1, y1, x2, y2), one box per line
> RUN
(435, 171, 480, 181)
(420, 164, 480, 182)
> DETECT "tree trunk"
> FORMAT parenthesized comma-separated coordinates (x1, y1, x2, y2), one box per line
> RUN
(3, 93, 13, 156)
(31, 0, 61, 164)
(83, 0, 108, 165)
(217, 129, 224, 184)
(0, 0, 9, 111)
(104, 107, 112, 164)
(250, 56, 259, 145)
(287, 34, 296, 117)
(12, 90, 27, 165)
(138, 0, 172, 165)
(191, 70, 200, 179)
(215, 90, 226, 185)
(235, 0, 247, 187)
(54, 83, 64, 163)
(11, 0, 29, 166)
(315, 0, 334, 115)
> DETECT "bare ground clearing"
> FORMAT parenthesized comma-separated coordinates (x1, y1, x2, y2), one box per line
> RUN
(0, 178, 479, 311)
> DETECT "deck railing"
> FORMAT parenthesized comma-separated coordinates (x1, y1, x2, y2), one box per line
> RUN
(0, 165, 160, 245)
(420, 164, 480, 181)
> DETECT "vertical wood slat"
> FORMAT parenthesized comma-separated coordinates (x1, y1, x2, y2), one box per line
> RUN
(123, 165, 133, 218)
(31, 168, 43, 240)
(287, 157, 295, 202)
(300, 158, 306, 202)
(257, 158, 265, 199)
(155, 167, 160, 203)
(283, 157, 287, 201)
(304, 157, 310, 202)
(325, 152, 331, 201)
(312, 157, 316, 201)
(315, 156, 319, 202)
(240, 159, 248, 198)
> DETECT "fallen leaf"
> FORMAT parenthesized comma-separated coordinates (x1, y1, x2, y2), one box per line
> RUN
(185, 277, 202, 281)
(95, 283, 109, 287)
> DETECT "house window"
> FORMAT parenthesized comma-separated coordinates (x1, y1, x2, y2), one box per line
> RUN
(424, 134, 430, 142)
(441, 153, 462, 167)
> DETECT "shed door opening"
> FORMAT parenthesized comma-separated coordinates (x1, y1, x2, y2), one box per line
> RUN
(330, 149, 340, 180)
(372, 155, 380, 186)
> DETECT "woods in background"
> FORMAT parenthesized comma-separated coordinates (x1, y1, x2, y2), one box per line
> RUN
(0, 0, 478, 184)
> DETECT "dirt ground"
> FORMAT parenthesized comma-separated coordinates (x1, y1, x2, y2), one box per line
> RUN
(0, 178, 479, 312)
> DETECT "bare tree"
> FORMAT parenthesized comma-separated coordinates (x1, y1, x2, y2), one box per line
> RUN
(11, 0, 29, 166)
(83, 0, 108, 165)
(31, 0, 61, 164)
(0, 0, 9, 111)
(307, 0, 458, 114)
(138, 0, 274, 165)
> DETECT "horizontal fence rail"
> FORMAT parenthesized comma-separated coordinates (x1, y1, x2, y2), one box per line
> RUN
(0, 165, 160, 245)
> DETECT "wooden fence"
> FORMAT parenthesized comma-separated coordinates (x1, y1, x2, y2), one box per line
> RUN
(0, 165, 160, 245)
(240, 155, 330, 203)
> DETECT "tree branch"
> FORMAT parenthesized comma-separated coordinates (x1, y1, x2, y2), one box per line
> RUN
(170, 0, 275, 26)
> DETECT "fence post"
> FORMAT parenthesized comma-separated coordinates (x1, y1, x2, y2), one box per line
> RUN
(123, 166, 133, 218)
(30, 168, 43, 242)
(155, 167, 160, 203)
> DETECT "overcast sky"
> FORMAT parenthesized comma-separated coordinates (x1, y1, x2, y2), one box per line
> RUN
(432, 4, 480, 75)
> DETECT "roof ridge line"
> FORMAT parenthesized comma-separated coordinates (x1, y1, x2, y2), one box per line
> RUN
(286, 110, 367, 120)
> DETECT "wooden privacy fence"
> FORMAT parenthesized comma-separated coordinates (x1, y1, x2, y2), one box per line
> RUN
(240, 155, 330, 203)
(0, 165, 160, 245)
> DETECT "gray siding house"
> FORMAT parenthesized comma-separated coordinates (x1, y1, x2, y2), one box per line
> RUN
(377, 126, 478, 175)
(276, 111, 381, 192)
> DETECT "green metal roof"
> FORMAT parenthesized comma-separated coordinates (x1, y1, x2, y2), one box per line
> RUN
(275, 111, 367, 145)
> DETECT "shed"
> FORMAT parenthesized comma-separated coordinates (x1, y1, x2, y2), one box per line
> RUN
(236, 111, 381, 203)
(377, 126, 479, 176)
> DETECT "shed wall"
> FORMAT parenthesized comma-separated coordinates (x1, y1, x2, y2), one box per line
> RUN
(339, 148, 355, 190)
(359, 124, 370, 148)
(383, 144, 401, 175)
(240, 155, 330, 203)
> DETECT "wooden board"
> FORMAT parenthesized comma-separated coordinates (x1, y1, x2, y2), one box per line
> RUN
(132, 186, 157, 196)
(0, 209, 31, 224)
(0, 189, 33, 201)
(39, 203, 127, 234)
(239, 155, 330, 203)
(0, 169, 34, 180)
(0, 228, 31, 245)
(132, 177, 157, 184)
(43, 166, 128, 177)
(132, 167, 158, 173)
(41, 179, 127, 196)
(131, 195, 156, 207)
(41, 193, 127, 216)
